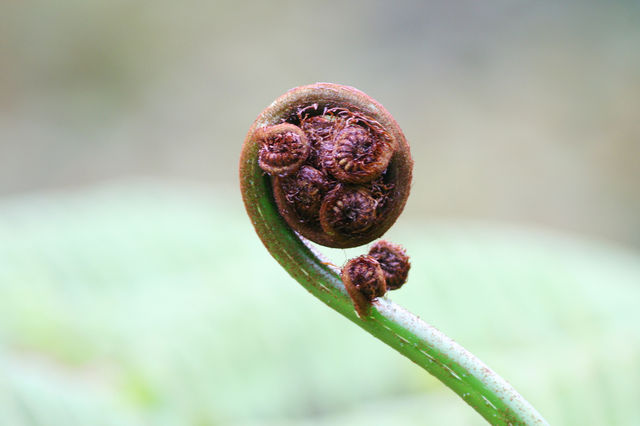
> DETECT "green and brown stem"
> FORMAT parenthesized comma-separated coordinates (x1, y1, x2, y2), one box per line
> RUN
(240, 83, 548, 425)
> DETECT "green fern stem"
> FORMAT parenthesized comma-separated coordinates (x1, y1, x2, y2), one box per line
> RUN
(240, 106, 548, 426)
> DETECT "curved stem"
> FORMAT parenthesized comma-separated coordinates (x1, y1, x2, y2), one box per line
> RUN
(240, 130, 549, 426)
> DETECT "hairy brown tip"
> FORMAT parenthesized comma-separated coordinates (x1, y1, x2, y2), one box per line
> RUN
(319, 185, 377, 238)
(256, 123, 310, 176)
(326, 123, 395, 184)
(341, 255, 387, 316)
(368, 240, 411, 290)
(278, 165, 330, 221)
(243, 83, 413, 248)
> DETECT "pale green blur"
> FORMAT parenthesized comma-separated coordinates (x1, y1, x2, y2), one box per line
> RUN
(1, 1, 639, 425)
(1, 182, 639, 425)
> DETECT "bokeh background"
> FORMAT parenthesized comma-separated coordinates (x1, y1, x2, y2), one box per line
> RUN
(1, 1, 639, 425)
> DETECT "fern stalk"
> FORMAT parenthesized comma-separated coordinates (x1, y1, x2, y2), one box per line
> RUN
(240, 142, 548, 425)
(240, 85, 548, 425)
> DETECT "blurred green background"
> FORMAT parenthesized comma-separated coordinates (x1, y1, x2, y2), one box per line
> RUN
(1, 1, 639, 425)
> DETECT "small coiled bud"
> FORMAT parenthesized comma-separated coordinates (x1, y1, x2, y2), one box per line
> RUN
(341, 255, 387, 316)
(368, 240, 411, 290)
(256, 123, 310, 176)
(327, 124, 394, 184)
(276, 165, 329, 222)
(319, 185, 377, 239)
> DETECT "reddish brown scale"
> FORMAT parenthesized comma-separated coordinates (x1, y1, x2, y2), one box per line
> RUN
(368, 240, 411, 290)
(280, 165, 330, 221)
(370, 176, 395, 212)
(341, 255, 387, 316)
(299, 115, 339, 169)
(319, 185, 377, 238)
(256, 123, 310, 176)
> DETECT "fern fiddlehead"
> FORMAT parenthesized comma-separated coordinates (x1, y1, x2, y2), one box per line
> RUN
(239, 83, 548, 425)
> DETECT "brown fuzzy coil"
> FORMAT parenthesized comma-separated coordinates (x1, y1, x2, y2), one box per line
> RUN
(368, 240, 411, 290)
(341, 255, 387, 316)
(256, 123, 310, 176)
(249, 83, 412, 248)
